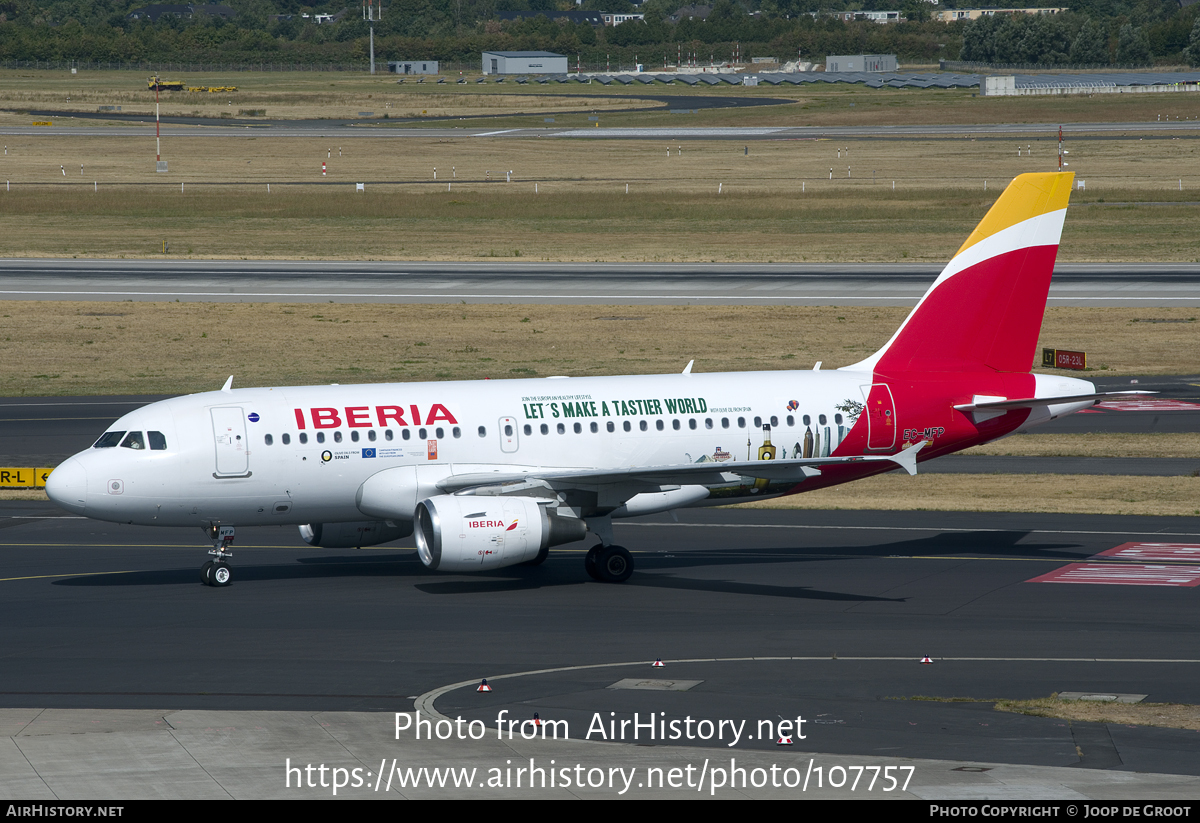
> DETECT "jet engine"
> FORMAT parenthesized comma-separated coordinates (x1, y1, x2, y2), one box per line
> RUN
(414, 495, 587, 572)
(299, 520, 413, 549)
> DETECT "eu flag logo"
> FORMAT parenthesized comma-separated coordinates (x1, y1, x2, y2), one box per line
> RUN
(362, 448, 376, 458)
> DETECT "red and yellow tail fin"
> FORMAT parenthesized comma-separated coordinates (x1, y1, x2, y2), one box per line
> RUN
(850, 172, 1073, 377)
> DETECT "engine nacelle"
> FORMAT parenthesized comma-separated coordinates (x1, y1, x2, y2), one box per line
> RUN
(299, 520, 413, 549)
(414, 495, 587, 572)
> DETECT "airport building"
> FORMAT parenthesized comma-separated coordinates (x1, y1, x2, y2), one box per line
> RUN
(388, 60, 438, 75)
(481, 51, 569, 76)
(824, 54, 898, 72)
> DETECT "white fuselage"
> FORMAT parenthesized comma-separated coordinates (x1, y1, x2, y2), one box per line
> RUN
(47, 368, 885, 528)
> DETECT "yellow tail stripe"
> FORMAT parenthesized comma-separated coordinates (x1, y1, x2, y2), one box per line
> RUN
(955, 172, 1074, 258)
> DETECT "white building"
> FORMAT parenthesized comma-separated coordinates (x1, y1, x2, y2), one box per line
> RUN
(825, 54, 898, 72)
(389, 60, 438, 75)
(482, 51, 569, 75)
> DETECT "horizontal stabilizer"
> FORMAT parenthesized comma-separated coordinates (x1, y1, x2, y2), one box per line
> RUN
(953, 391, 1154, 413)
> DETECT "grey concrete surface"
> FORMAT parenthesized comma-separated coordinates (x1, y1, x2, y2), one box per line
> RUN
(3, 708, 1199, 799)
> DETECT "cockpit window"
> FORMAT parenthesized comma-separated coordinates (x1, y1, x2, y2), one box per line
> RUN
(120, 431, 145, 450)
(93, 431, 126, 448)
(148, 431, 167, 451)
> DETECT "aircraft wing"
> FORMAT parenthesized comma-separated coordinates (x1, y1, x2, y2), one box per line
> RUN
(436, 440, 929, 494)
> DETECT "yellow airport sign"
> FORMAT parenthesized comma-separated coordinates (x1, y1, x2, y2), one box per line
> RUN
(0, 467, 54, 488)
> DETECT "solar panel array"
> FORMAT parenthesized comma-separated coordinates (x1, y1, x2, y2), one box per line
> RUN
(512, 70, 1200, 90)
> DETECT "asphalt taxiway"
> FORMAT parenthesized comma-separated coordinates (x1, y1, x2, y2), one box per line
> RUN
(2, 503, 1200, 788)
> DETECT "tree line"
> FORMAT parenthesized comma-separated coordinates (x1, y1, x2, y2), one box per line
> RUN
(0, 0, 1197, 67)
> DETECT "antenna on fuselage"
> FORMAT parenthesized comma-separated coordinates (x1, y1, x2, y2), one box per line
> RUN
(221, 375, 233, 393)
(682, 360, 694, 374)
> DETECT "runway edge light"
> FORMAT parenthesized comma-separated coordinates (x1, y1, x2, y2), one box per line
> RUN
(777, 735, 794, 746)
(652, 658, 664, 668)
(920, 655, 934, 665)
(477, 679, 492, 692)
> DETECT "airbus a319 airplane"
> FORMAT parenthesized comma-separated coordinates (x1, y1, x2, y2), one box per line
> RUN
(46, 172, 1141, 586)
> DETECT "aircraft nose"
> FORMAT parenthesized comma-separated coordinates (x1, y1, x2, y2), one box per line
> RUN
(45, 456, 87, 515)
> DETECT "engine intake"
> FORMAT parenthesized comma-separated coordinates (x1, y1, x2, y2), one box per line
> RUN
(415, 495, 587, 571)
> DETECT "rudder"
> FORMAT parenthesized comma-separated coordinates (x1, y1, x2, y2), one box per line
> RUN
(849, 172, 1073, 377)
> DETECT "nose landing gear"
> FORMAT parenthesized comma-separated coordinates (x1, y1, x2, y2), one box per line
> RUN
(201, 524, 235, 587)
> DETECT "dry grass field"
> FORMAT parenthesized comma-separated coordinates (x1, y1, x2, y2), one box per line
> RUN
(0, 302, 1195, 397)
(0, 69, 1198, 261)
(2, 69, 1199, 128)
(742, 474, 1200, 517)
(0, 142, 1197, 261)
(992, 696, 1200, 731)
(962, 433, 1200, 457)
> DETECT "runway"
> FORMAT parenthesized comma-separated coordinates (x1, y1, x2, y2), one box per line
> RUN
(4, 259, 1200, 306)
(4, 120, 1200, 140)
(2, 502, 1200, 783)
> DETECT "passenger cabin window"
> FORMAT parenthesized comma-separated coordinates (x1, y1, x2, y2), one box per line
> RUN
(299, 433, 309, 444)
(282, 433, 291, 445)
(264, 434, 274, 446)
(401, 429, 410, 440)
(590, 422, 599, 433)
(148, 431, 167, 450)
(94, 431, 126, 448)
(316, 432, 325, 443)
(334, 431, 343, 443)
(385, 430, 394, 441)
(120, 431, 145, 450)
(606, 422, 615, 432)
(523, 424, 532, 436)
(368, 430, 376, 442)
(350, 431, 359, 442)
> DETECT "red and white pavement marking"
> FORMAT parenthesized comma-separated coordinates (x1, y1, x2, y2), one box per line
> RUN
(1028, 563, 1200, 587)
(1094, 399, 1200, 412)
(1093, 543, 1200, 562)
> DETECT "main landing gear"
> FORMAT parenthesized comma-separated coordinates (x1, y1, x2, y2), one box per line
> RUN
(585, 544, 634, 583)
(201, 524, 235, 587)
(582, 516, 634, 583)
